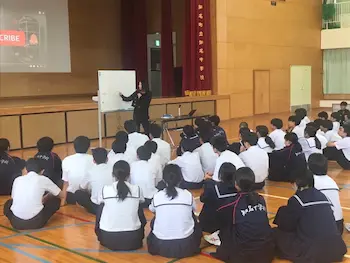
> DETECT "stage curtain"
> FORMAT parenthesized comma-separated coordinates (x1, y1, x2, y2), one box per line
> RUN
(182, 0, 212, 96)
(161, 0, 175, 97)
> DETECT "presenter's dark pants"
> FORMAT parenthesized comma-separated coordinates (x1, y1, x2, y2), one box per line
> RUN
(134, 111, 150, 135)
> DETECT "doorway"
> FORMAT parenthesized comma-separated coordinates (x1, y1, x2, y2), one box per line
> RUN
(253, 70, 270, 114)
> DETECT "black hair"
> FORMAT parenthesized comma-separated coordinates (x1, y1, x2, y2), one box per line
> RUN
(0, 138, 10, 153)
(37, 137, 54, 152)
(182, 140, 197, 153)
(26, 158, 44, 173)
(271, 118, 283, 129)
(239, 122, 249, 129)
(284, 132, 302, 152)
(219, 163, 236, 183)
(92, 148, 108, 164)
(331, 112, 341, 122)
(295, 169, 314, 189)
(256, 125, 275, 149)
(150, 123, 162, 138)
(194, 117, 205, 128)
(320, 120, 333, 131)
(113, 161, 131, 201)
(318, 111, 329, 120)
(241, 132, 258, 146)
(124, 120, 137, 133)
(73, 136, 90, 154)
(239, 127, 251, 138)
(137, 146, 151, 161)
(211, 136, 228, 153)
(183, 125, 196, 137)
(312, 119, 323, 130)
(112, 140, 127, 154)
(308, 153, 328, 176)
(115, 131, 129, 143)
(288, 115, 302, 126)
(343, 124, 350, 137)
(163, 164, 182, 200)
(209, 115, 221, 126)
(198, 122, 214, 143)
(340, 101, 348, 107)
(295, 108, 307, 119)
(145, 140, 158, 154)
(235, 167, 259, 206)
(139, 81, 149, 92)
(304, 126, 321, 150)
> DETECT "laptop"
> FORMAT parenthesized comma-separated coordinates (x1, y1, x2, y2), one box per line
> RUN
(188, 109, 197, 116)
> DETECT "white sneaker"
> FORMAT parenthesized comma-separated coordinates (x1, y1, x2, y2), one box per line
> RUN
(345, 223, 350, 232)
(204, 230, 221, 246)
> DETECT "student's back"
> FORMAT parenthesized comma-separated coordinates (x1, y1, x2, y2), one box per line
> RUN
(194, 142, 217, 174)
(170, 151, 204, 184)
(150, 123, 171, 167)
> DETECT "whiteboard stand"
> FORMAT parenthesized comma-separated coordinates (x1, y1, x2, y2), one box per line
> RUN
(97, 90, 103, 147)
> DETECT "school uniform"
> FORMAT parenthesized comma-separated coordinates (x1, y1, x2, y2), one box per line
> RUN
(177, 134, 201, 156)
(257, 137, 273, 153)
(333, 121, 340, 133)
(269, 129, 286, 151)
(130, 160, 158, 207)
(213, 150, 245, 182)
(75, 163, 114, 215)
(62, 153, 94, 204)
(334, 137, 350, 169)
(194, 142, 218, 174)
(213, 126, 228, 141)
(149, 153, 163, 185)
(314, 175, 343, 234)
(214, 193, 274, 263)
(108, 147, 137, 165)
(300, 116, 311, 129)
(239, 146, 269, 190)
(127, 132, 149, 151)
(292, 125, 305, 139)
(273, 188, 346, 263)
(95, 181, 146, 251)
(147, 188, 202, 258)
(324, 130, 341, 142)
(34, 151, 62, 187)
(338, 109, 350, 123)
(302, 138, 323, 161)
(316, 133, 328, 150)
(0, 153, 25, 195)
(199, 179, 237, 233)
(169, 152, 204, 189)
(152, 138, 171, 168)
(3, 172, 61, 230)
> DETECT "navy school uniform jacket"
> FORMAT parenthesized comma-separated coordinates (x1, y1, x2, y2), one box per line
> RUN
(34, 152, 62, 186)
(213, 126, 227, 142)
(0, 153, 25, 195)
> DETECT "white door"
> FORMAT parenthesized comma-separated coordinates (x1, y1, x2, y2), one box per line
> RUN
(290, 65, 312, 107)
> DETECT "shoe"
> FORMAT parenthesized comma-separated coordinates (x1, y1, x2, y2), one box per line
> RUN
(204, 230, 221, 246)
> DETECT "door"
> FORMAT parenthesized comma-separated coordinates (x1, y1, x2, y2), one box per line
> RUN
(290, 66, 311, 107)
(254, 70, 270, 114)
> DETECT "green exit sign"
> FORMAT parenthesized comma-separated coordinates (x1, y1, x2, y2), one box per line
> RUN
(155, 40, 160, 47)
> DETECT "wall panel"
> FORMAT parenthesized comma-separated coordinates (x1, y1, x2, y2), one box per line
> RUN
(0, 116, 21, 149)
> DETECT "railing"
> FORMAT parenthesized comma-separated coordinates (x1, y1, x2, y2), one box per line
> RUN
(323, 1, 350, 29)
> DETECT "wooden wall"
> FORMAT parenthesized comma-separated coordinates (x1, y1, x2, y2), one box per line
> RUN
(213, 0, 322, 118)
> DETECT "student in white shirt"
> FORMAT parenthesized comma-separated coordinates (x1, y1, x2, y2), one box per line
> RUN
(326, 124, 350, 170)
(295, 108, 310, 129)
(303, 126, 322, 161)
(318, 111, 329, 121)
(308, 153, 344, 234)
(211, 136, 245, 182)
(75, 148, 113, 215)
(307, 122, 328, 150)
(107, 139, 134, 166)
(149, 123, 171, 167)
(61, 136, 94, 205)
(124, 120, 149, 151)
(239, 132, 269, 190)
(330, 112, 341, 133)
(147, 164, 202, 258)
(95, 161, 146, 251)
(4, 158, 63, 230)
(320, 120, 341, 143)
(145, 141, 163, 185)
(256, 125, 275, 153)
(288, 115, 304, 139)
(269, 118, 286, 151)
(108, 131, 137, 164)
(130, 146, 158, 208)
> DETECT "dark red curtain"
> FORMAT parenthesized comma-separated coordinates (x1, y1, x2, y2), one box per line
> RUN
(161, 0, 175, 97)
(182, 0, 212, 96)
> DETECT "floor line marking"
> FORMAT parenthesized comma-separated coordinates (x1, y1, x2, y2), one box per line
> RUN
(10, 244, 58, 250)
(73, 248, 148, 254)
(0, 241, 51, 263)
(56, 212, 93, 223)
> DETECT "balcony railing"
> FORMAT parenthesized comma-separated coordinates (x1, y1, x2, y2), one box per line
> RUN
(323, 1, 350, 29)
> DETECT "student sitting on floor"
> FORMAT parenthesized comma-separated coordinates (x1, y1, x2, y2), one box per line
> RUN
(95, 161, 146, 251)
(213, 167, 274, 263)
(108, 131, 137, 163)
(269, 118, 286, 151)
(269, 133, 307, 182)
(149, 123, 171, 168)
(61, 136, 94, 205)
(3, 158, 63, 230)
(338, 101, 350, 124)
(287, 115, 304, 139)
(107, 139, 133, 166)
(325, 124, 350, 170)
(212, 136, 245, 182)
(0, 138, 25, 195)
(308, 153, 344, 234)
(295, 108, 310, 129)
(169, 140, 204, 190)
(199, 163, 237, 234)
(256, 125, 275, 153)
(130, 146, 157, 208)
(239, 132, 269, 190)
(209, 115, 227, 142)
(75, 148, 113, 215)
(320, 119, 341, 143)
(147, 164, 202, 259)
(307, 122, 328, 150)
(331, 112, 341, 133)
(177, 125, 201, 156)
(302, 126, 322, 161)
(124, 120, 149, 151)
(273, 170, 346, 263)
(228, 127, 251, 155)
(318, 111, 329, 120)
(34, 137, 62, 187)
(145, 141, 163, 185)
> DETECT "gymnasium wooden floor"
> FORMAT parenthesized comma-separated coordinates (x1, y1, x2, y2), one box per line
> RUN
(1, 110, 350, 263)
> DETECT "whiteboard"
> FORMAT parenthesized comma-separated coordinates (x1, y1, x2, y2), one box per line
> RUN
(98, 70, 136, 113)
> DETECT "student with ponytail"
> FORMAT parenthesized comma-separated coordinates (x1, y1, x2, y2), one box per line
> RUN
(95, 161, 146, 251)
(302, 126, 322, 161)
(256, 125, 275, 153)
(147, 164, 202, 258)
(212, 167, 274, 263)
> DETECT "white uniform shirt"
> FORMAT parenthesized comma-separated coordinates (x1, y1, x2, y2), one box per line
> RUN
(300, 116, 311, 129)
(303, 138, 323, 161)
(149, 153, 163, 184)
(150, 188, 196, 240)
(98, 181, 144, 232)
(333, 121, 340, 133)
(11, 172, 61, 220)
(194, 142, 218, 174)
(130, 160, 157, 199)
(108, 147, 137, 165)
(127, 132, 149, 151)
(169, 152, 204, 183)
(239, 146, 269, 183)
(213, 150, 245, 181)
(316, 133, 328, 150)
(80, 163, 114, 204)
(62, 153, 94, 193)
(152, 138, 171, 168)
(269, 129, 286, 150)
(314, 175, 343, 221)
(292, 125, 305, 139)
(325, 130, 341, 143)
(257, 137, 273, 153)
(335, 137, 350, 161)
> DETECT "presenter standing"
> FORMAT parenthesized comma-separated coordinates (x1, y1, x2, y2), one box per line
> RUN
(120, 81, 152, 135)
